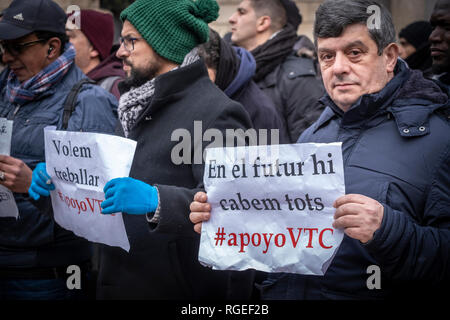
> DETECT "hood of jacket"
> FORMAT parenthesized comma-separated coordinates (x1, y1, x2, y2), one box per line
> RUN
(224, 47, 256, 97)
(87, 50, 125, 82)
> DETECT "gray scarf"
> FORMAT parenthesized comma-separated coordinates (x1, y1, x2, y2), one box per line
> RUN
(118, 48, 200, 137)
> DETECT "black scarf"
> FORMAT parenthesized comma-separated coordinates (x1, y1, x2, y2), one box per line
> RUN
(215, 36, 240, 91)
(251, 25, 298, 82)
(405, 44, 432, 73)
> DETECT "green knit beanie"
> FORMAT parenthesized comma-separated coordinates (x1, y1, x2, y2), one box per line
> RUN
(121, 0, 219, 64)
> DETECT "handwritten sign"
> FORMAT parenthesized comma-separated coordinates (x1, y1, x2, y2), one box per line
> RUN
(0, 118, 19, 218)
(0, 118, 13, 155)
(199, 143, 345, 275)
(45, 127, 136, 251)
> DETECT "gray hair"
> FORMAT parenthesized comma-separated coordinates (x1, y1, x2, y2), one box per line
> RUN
(314, 0, 396, 55)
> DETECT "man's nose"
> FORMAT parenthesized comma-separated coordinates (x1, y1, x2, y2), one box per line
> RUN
(429, 27, 442, 44)
(116, 42, 130, 59)
(228, 12, 237, 25)
(332, 52, 351, 75)
(1, 49, 15, 64)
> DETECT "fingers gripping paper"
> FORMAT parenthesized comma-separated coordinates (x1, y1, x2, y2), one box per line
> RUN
(44, 127, 136, 251)
(199, 143, 345, 275)
(0, 118, 19, 219)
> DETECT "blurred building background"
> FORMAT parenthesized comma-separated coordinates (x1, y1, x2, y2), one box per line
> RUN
(0, 0, 440, 44)
(213, 0, 439, 41)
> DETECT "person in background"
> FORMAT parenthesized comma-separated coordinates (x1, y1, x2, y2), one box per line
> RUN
(398, 21, 433, 77)
(66, 9, 124, 100)
(198, 28, 290, 144)
(281, 0, 320, 76)
(0, 0, 117, 300)
(228, 0, 324, 142)
(30, 0, 256, 300)
(429, 0, 450, 94)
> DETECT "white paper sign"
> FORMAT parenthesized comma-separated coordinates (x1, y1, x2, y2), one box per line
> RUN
(45, 127, 136, 251)
(199, 143, 345, 275)
(0, 118, 19, 219)
(0, 118, 13, 154)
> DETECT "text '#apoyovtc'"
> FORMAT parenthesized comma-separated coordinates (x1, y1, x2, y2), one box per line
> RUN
(56, 190, 113, 216)
(214, 227, 334, 254)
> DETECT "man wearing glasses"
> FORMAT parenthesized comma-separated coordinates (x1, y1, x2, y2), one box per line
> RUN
(0, 0, 117, 300)
(32, 0, 255, 299)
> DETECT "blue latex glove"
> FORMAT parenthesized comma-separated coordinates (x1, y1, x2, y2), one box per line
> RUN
(101, 177, 158, 215)
(28, 162, 55, 201)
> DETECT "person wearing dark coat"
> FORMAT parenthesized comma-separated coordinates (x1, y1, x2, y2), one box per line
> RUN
(190, 0, 450, 300)
(429, 0, 450, 96)
(198, 28, 290, 144)
(263, 0, 450, 300)
(31, 0, 255, 300)
(0, 0, 117, 300)
(398, 21, 433, 78)
(228, 0, 325, 142)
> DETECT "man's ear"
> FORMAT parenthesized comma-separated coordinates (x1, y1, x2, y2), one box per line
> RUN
(383, 43, 399, 73)
(256, 15, 271, 33)
(89, 48, 100, 59)
(47, 37, 62, 59)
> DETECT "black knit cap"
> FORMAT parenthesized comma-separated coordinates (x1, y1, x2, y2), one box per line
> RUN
(280, 0, 302, 30)
(399, 21, 433, 50)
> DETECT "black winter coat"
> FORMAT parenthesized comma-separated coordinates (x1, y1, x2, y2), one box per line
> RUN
(232, 79, 290, 144)
(256, 54, 325, 142)
(96, 60, 254, 299)
(261, 59, 450, 300)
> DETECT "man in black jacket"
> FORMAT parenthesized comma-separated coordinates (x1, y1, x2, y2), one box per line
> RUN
(95, 0, 254, 299)
(430, 0, 450, 94)
(191, 0, 450, 300)
(228, 0, 325, 142)
(398, 21, 433, 77)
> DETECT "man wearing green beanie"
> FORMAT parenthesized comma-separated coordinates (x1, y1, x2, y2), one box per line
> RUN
(97, 0, 255, 299)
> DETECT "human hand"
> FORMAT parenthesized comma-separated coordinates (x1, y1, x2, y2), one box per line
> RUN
(101, 177, 158, 215)
(28, 162, 55, 200)
(0, 155, 34, 193)
(189, 191, 211, 234)
(332, 194, 384, 243)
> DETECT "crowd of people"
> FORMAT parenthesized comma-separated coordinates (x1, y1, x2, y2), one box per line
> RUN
(0, 0, 448, 301)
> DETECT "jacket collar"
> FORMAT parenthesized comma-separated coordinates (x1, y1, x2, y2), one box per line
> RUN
(224, 47, 255, 97)
(339, 59, 411, 127)
(314, 59, 449, 136)
(87, 51, 124, 81)
(1, 63, 80, 102)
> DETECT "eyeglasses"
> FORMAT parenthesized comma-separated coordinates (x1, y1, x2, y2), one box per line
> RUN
(119, 36, 143, 52)
(0, 39, 46, 56)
